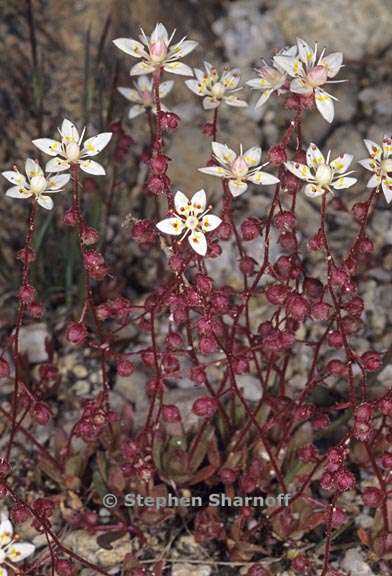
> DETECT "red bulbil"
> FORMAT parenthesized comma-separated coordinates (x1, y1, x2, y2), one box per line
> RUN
(196, 274, 214, 295)
(239, 256, 257, 275)
(0, 358, 10, 378)
(18, 284, 36, 304)
(162, 404, 181, 423)
(190, 365, 206, 385)
(192, 396, 218, 418)
(286, 294, 310, 321)
(362, 487, 384, 507)
(266, 284, 290, 305)
(54, 559, 73, 576)
(66, 321, 87, 345)
(267, 144, 287, 165)
(116, 358, 135, 377)
(32, 402, 52, 425)
(273, 210, 296, 231)
(361, 351, 382, 372)
(63, 208, 78, 226)
(336, 468, 356, 492)
(352, 201, 368, 222)
(327, 330, 344, 348)
(199, 335, 217, 355)
(311, 301, 331, 320)
(241, 217, 260, 240)
(81, 226, 99, 246)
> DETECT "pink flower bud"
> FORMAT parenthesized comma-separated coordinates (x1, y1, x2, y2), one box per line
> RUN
(162, 404, 181, 423)
(267, 144, 287, 165)
(150, 154, 169, 174)
(192, 396, 218, 418)
(326, 359, 348, 377)
(362, 487, 384, 507)
(303, 277, 323, 299)
(298, 444, 319, 463)
(217, 222, 232, 240)
(219, 467, 237, 483)
(196, 274, 214, 295)
(308, 228, 326, 251)
(246, 564, 270, 576)
(327, 330, 344, 348)
(18, 284, 35, 304)
(311, 301, 331, 320)
(320, 471, 335, 491)
(146, 175, 167, 195)
(16, 247, 35, 263)
(160, 112, 179, 130)
(330, 507, 347, 528)
(239, 256, 256, 275)
(286, 294, 310, 321)
(379, 398, 392, 416)
(116, 358, 135, 377)
(32, 402, 52, 425)
(66, 321, 87, 345)
(0, 459, 10, 477)
(336, 468, 356, 492)
(199, 335, 217, 355)
(266, 284, 289, 305)
(352, 201, 368, 222)
(54, 559, 74, 576)
(382, 453, 392, 469)
(10, 504, 31, 525)
(81, 226, 99, 246)
(63, 208, 78, 226)
(28, 301, 44, 319)
(190, 365, 206, 385)
(279, 231, 297, 250)
(357, 237, 374, 253)
(361, 351, 382, 372)
(241, 217, 260, 240)
(354, 403, 373, 422)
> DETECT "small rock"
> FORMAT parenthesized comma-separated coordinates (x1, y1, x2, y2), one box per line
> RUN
(172, 564, 212, 576)
(341, 548, 376, 576)
(73, 365, 88, 378)
(18, 323, 50, 363)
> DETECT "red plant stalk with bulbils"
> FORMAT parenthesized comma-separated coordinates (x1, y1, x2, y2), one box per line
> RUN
(0, 24, 391, 576)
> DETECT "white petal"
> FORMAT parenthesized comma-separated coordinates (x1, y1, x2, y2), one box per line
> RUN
(201, 214, 221, 232)
(174, 190, 191, 216)
(188, 231, 207, 256)
(247, 77, 269, 89)
(358, 158, 378, 172)
(163, 62, 193, 76)
(198, 166, 228, 178)
(80, 159, 106, 175)
(224, 95, 248, 108)
(290, 77, 313, 95)
(332, 176, 357, 189)
(168, 40, 198, 59)
(32, 138, 62, 157)
(185, 78, 205, 96)
(0, 565, 8, 576)
(130, 61, 155, 76)
(117, 87, 141, 103)
(255, 89, 273, 108)
(25, 158, 43, 179)
(60, 119, 80, 143)
(285, 161, 312, 181)
(156, 216, 184, 236)
(319, 52, 343, 78)
(113, 37, 147, 58)
(297, 38, 316, 67)
(273, 55, 303, 77)
(363, 139, 382, 160)
(330, 153, 353, 174)
(45, 158, 70, 173)
(315, 88, 334, 123)
(243, 147, 261, 168)
(228, 179, 248, 197)
(0, 515, 13, 546)
(382, 136, 392, 159)
(150, 23, 169, 45)
(46, 174, 71, 190)
(367, 173, 382, 188)
(5, 186, 32, 199)
(304, 183, 325, 197)
(203, 96, 220, 110)
(128, 105, 145, 119)
(37, 195, 54, 210)
(2, 170, 26, 186)
(221, 68, 241, 90)
(382, 178, 392, 203)
(248, 171, 280, 185)
(136, 75, 152, 91)
(159, 80, 174, 98)
(211, 142, 236, 165)
(6, 542, 35, 562)
(82, 132, 112, 157)
(191, 189, 207, 214)
(306, 143, 325, 169)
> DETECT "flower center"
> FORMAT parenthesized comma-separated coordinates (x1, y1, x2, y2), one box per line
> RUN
(30, 175, 47, 195)
(66, 142, 81, 162)
(185, 215, 199, 230)
(307, 65, 328, 87)
(211, 82, 225, 99)
(149, 41, 168, 63)
(231, 156, 249, 178)
(315, 164, 333, 186)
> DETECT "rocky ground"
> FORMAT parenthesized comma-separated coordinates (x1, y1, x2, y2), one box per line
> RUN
(1, 0, 392, 574)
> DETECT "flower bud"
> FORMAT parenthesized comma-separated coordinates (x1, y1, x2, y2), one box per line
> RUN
(28, 301, 44, 318)
(326, 359, 348, 377)
(352, 201, 368, 222)
(196, 274, 214, 295)
(11, 504, 31, 525)
(162, 404, 181, 423)
(160, 112, 179, 130)
(286, 294, 310, 321)
(246, 563, 270, 576)
(81, 226, 99, 246)
(116, 358, 135, 377)
(18, 284, 36, 304)
(217, 222, 232, 240)
(32, 402, 52, 425)
(146, 175, 167, 195)
(168, 254, 185, 273)
(190, 365, 206, 385)
(379, 398, 392, 416)
(0, 359, 10, 378)
(382, 453, 392, 469)
(273, 211, 296, 231)
(239, 256, 256, 275)
(192, 396, 218, 418)
(0, 459, 10, 477)
(267, 144, 287, 165)
(66, 321, 87, 345)
(150, 154, 169, 174)
(63, 208, 78, 226)
(219, 467, 237, 483)
(241, 217, 260, 240)
(311, 301, 331, 320)
(327, 330, 344, 348)
(266, 284, 289, 305)
(360, 351, 382, 372)
(336, 468, 356, 492)
(54, 559, 74, 576)
(199, 335, 217, 355)
(362, 487, 383, 507)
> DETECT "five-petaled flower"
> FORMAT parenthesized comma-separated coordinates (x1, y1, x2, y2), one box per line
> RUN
(2, 159, 70, 210)
(358, 137, 392, 203)
(185, 62, 247, 110)
(199, 142, 279, 197)
(117, 75, 174, 119)
(246, 45, 297, 108)
(273, 38, 344, 123)
(156, 189, 221, 256)
(0, 509, 35, 575)
(285, 143, 357, 197)
(32, 119, 112, 176)
(113, 23, 197, 77)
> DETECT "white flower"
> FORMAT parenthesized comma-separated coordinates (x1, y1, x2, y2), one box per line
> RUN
(2, 158, 70, 210)
(285, 143, 357, 197)
(185, 62, 247, 110)
(113, 23, 197, 77)
(358, 136, 392, 203)
(156, 189, 221, 256)
(199, 142, 279, 197)
(246, 45, 297, 108)
(117, 75, 174, 119)
(32, 119, 112, 176)
(0, 509, 35, 575)
(273, 38, 344, 123)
